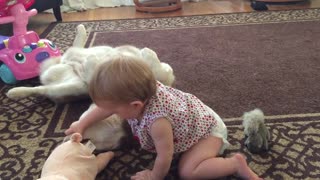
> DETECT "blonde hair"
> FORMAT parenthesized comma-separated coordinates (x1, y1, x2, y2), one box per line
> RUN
(89, 53, 157, 104)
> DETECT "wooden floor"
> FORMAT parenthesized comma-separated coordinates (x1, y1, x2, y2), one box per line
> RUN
(1, 0, 320, 35)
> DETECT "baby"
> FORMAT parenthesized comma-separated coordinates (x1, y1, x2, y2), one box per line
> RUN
(65, 51, 262, 180)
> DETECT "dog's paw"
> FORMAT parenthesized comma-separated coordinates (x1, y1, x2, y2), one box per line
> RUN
(76, 24, 86, 33)
(6, 87, 32, 99)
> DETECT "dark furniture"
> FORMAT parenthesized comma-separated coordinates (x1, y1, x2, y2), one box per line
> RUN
(256, 0, 306, 2)
(28, 0, 63, 21)
(134, 0, 182, 13)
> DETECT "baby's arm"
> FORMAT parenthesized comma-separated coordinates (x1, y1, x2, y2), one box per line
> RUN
(150, 118, 174, 179)
(65, 104, 112, 135)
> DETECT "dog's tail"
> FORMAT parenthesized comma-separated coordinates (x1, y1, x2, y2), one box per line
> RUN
(72, 24, 87, 48)
(140, 48, 175, 86)
(242, 108, 265, 135)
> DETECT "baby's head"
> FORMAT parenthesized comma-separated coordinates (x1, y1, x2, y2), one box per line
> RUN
(89, 52, 157, 117)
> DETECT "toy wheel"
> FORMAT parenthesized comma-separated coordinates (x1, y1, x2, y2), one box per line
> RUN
(0, 63, 18, 84)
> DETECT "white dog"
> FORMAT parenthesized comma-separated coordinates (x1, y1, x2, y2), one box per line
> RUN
(6, 24, 175, 103)
(7, 24, 174, 151)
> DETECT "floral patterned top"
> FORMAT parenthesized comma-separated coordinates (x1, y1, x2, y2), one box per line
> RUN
(127, 82, 218, 153)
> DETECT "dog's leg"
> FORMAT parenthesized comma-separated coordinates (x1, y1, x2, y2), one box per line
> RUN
(6, 85, 70, 99)
(72, 24, 87, 48)
(7, 86, 47, 99)
(7, 81, 87, 101)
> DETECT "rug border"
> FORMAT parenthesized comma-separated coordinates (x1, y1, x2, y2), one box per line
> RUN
(39, 8, 320, 38)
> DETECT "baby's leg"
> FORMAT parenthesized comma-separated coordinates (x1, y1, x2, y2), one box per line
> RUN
(178, 136, 261, 180)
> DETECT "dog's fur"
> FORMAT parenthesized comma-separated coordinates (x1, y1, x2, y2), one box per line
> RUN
(242, 108, 270, 153)
(6, 24, 175, 103)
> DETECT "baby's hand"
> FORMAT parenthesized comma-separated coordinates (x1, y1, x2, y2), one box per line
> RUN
(131, 169, 158, 180)
(65, 121, 84, 135)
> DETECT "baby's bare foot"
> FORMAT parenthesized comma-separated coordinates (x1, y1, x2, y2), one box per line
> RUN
(232, 153, 262, 180)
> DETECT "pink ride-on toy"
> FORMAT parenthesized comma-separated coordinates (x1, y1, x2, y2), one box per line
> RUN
(0, 0, 61, 84)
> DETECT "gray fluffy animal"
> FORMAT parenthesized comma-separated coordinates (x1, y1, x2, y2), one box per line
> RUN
(242, 108, 270, 153)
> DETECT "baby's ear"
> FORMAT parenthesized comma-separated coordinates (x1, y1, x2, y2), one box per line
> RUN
(70, 133, 83, 143)
(130, 100, 145, 109)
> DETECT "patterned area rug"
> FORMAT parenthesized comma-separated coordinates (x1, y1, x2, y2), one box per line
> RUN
(1, 9, 320, 179)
